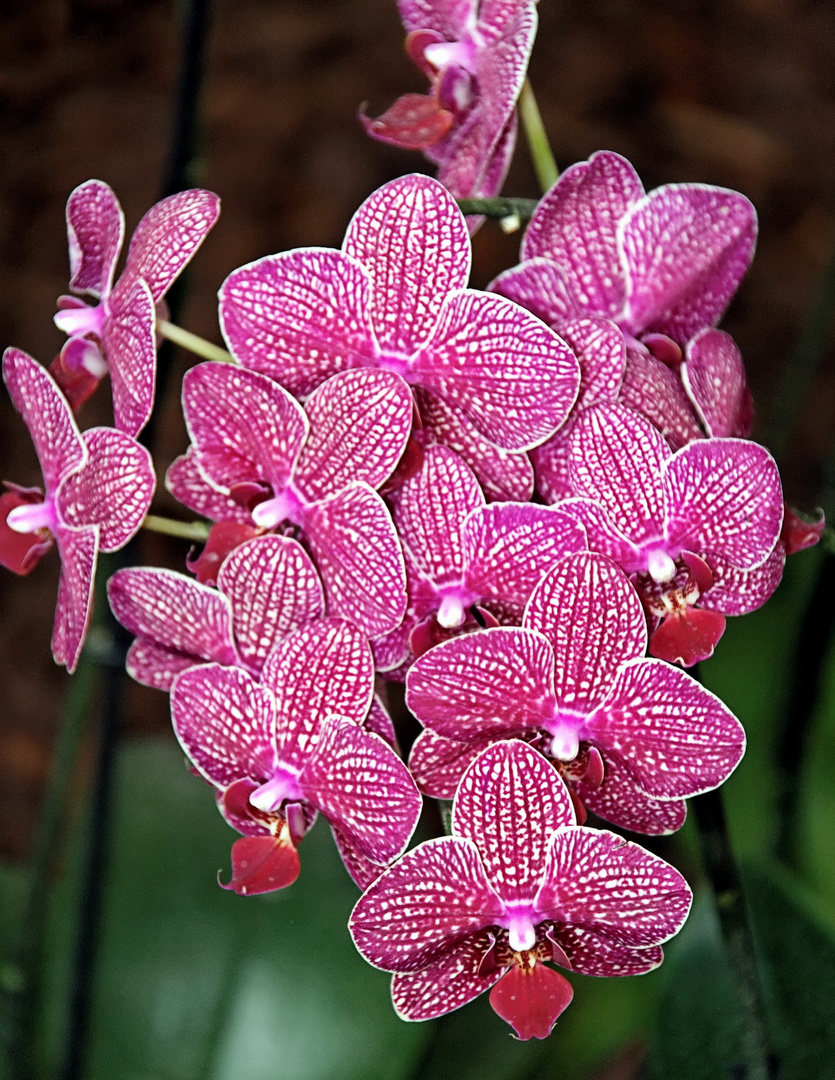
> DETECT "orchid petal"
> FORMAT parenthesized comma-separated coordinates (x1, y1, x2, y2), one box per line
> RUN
(406, 627, 555, 742)
(453, 741, 575, 902)
(589, 659, 745, 798)
(415, 290, 579, 451)
(219, 249, 375, 396)
(536, 826, 691, 946)
(182, 362, 308, 494)
(342, 174, 471, 355)
(618, 347, 702, 450)
(568, 405, 670, 545)
(102, 276, 157, 437)
(170, 664, 275, 788)
(218, 535, 324, 674)
(522, 151, 645, 316)
(663, 438, 783, 569)
(331, 825, 387, 890)
(57, 427, 155, 551)
(392, 932, 501, 1021)
(396, 0, 476, 38)
(408, 730, 487, 798)
(620, 184, 756, 343)
(524, 553, 647, 712)
(3, 349, 86, 493)
(577, 753, 687, 835)
(349, 836, 503, 972)
(66, 180, 125, 298)
(553, 925, 663, 977)
(699, 544, 785, 616)
(165, 449, 251, 524)
(123, 189, 220, 303)
(391, 445, 483, 583)
(261, 618, 374, 768)
(294, 369, 413, 501)
(464, 502, 587, 611)
(300, 717, 421, 865)
(108, 566, 237, 686)
(301, 483, 407, 637)
(51, 524, 98, 673)
(681, 328, 753, 438)
(488, 257, 580, 328)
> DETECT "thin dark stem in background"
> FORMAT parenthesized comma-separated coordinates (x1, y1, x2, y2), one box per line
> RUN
(693, 787, 774, 1080)
(457, 196, 539, 222)
(59, 1, 213, 1076)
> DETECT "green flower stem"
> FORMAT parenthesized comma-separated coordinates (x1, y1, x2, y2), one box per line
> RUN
(0, 659, 99, 1080)
(693, 787, 774, 1080)
(456, 196, 539, 222)
(157, 319, 234, 364)
(518, 78, 558, 193)
(142, 513, 211, 542)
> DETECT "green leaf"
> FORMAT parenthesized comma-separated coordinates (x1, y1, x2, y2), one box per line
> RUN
(745, 862, 835, 1080)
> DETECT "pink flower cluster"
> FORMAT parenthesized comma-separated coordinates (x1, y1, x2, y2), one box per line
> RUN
(3, 154, 820, 1040)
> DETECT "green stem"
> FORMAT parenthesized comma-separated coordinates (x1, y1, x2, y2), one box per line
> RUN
(456, 196, 539, 223)
(142, 513, 211, 541)
(694, 788, 774, 1079)
(157, 319, 234, 364)
(518, 79, 558, 193)
(0, 660, 99, 1080)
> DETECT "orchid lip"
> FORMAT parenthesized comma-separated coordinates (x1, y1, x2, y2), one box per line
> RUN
(54, 301, 105, 339)
(249, 765, 304, 813)
(7, 497, 56, 535)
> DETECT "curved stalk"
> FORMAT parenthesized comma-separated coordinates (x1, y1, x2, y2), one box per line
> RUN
(518, 79, 558, 193)
(157, 319, 234, 364)
(142, 513, 210, 542)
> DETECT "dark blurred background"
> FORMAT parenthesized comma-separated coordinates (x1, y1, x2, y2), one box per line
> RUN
(1, 0, 834, 895)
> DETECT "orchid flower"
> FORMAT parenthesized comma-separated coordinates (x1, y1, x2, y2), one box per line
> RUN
(360, 0, 537, 203)
(406, 551, 746, 833)
(374, 443, 586, 674)
(108, 534, 324, 690)
(350, 740, 691, 1039)
(0, 348, 155, 670)
(170, 618, 421, 894)
(559, 404, 784, 665)
(52, 180, 219, 435)
(218, 174, 580, 485)
(167, 363, 411, 638)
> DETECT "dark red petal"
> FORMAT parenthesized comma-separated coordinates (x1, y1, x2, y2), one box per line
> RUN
(643, 334, 682, 369)
(187, 520, 259, 585)
(649, 607, 727, 667)
(488, 962, 574, 1041)
(0, 492, 53, 575)
(360, 94, 454, 150)
(681, 550, 714, 594)
(781, 504, 825, 556)
(566, 784, 588, 825)
(380, 434, 425, 496)
(49, 343, 103, 413)
(405, 29, 446, 78)
(219, 834, 300, 896)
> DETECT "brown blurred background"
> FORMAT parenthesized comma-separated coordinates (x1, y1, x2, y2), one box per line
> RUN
(1, 0, 834, 861)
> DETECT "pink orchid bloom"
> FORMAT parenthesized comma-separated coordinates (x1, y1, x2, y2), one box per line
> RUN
(406, 551, 745, 833)
(170, 618, 421, 894)
(350, 740, 691, 1039)
(0, 348, 155, 671)
(374, 444, 586, 675)
(52, 180, 220, 435)
(108, 534, 324, 690)
(360, 0, 537, 202)
(490, 150, 757, 350)
(558, 404, 784, 666)
(218, 174, 580, 487)
(167, 362, 411, 638)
